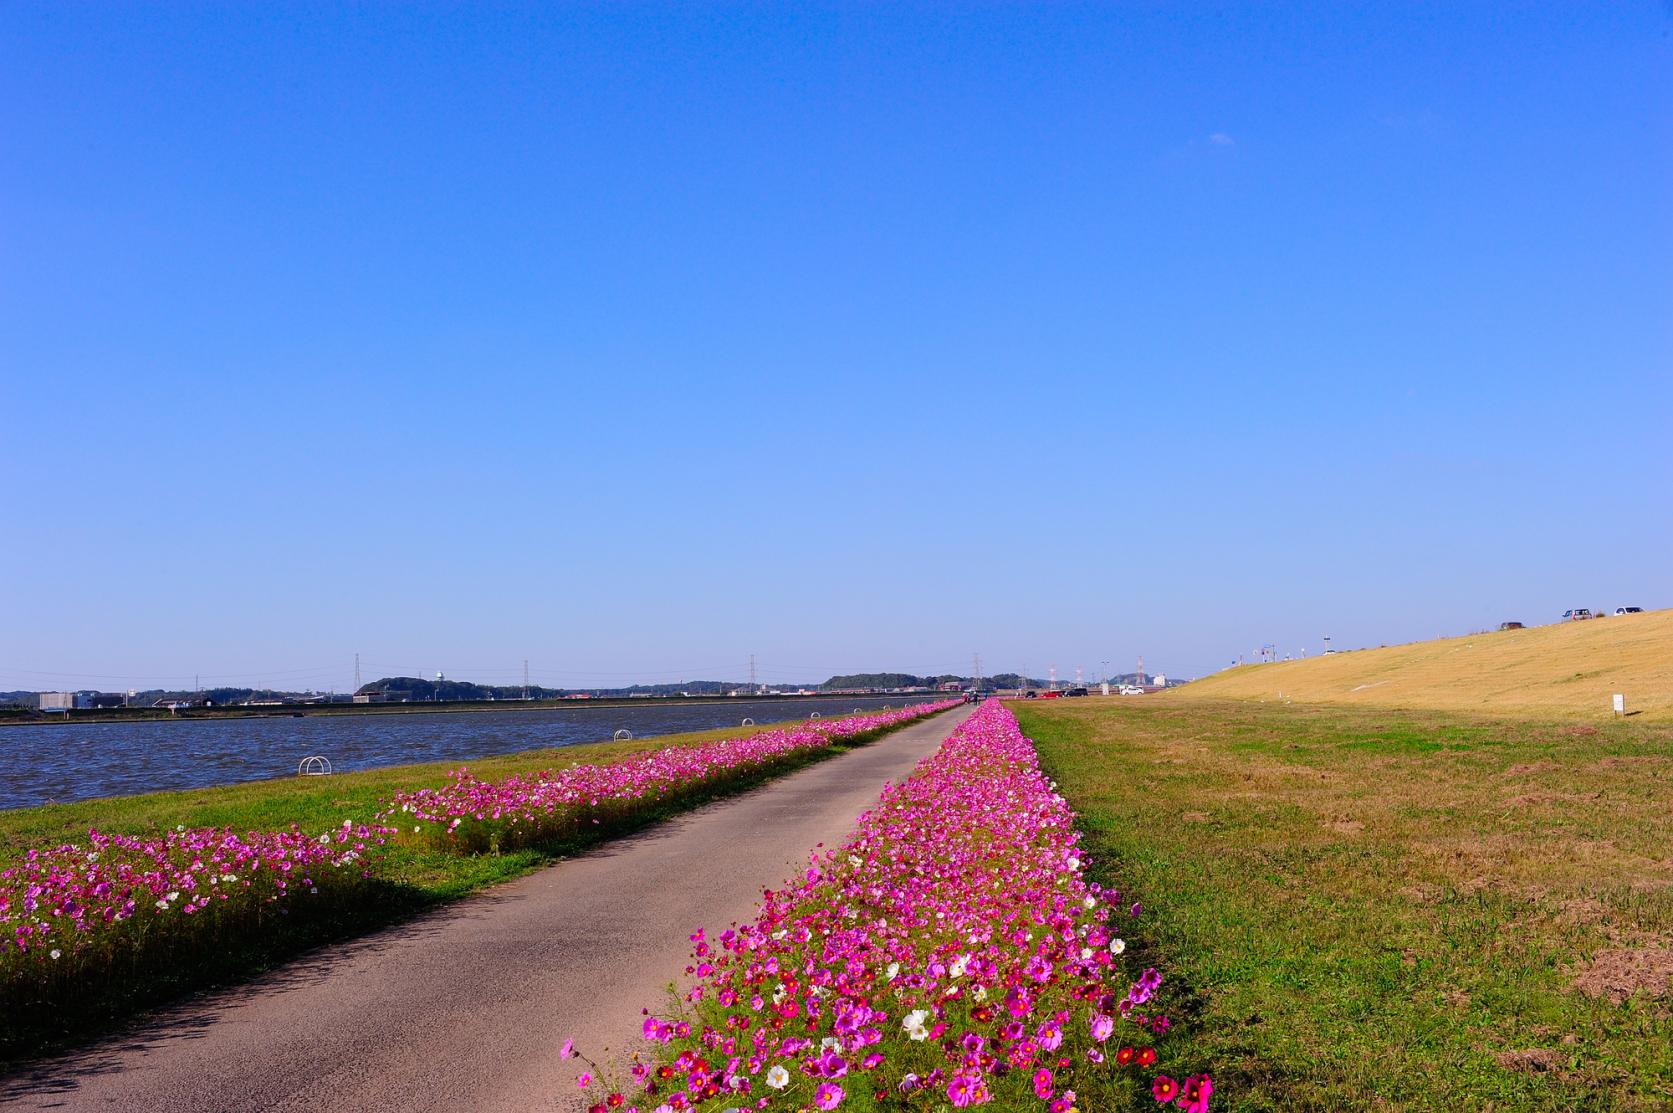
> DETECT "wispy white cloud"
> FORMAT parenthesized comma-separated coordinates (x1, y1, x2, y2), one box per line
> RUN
(1208, 132, 1235, 146)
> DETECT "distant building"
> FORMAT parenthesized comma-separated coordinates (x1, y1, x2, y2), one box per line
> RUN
(39, 692, 76, 712)
(353, 691, 390, 704)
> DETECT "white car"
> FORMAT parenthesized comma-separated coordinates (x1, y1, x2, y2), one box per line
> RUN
(1615, 606, 1643, 616)
(1118, 685, 1145, 696)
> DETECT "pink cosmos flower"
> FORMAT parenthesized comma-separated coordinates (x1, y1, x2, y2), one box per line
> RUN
(1032, 1067, 1054, 1100)
(1152, 1075, 1179, 1102)
(1177, 1074, 1214, 1112)
(813, 1081, 845, 1109)
(560, 1038, 574, 1060)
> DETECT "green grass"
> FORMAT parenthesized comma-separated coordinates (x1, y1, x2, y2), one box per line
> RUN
(1013, 697, 1673, 1112)
(0, 713, 927, 1063)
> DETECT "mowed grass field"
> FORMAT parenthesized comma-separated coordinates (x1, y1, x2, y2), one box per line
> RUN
(1177, 608, 1673, 720)
(1015, 696, 1673, 1111)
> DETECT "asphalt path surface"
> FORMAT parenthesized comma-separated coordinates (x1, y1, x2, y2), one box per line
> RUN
(1, 703, 975, 1113)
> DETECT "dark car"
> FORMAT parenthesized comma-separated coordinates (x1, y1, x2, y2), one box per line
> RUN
(1065, 687, 1090, 697)
(1498, 621, 1524, 631)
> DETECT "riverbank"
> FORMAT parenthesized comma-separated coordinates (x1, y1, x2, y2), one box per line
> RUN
(0, 695, 946, 810)
(1, 705, 952, 1063)
(0, 706, 977, 1111)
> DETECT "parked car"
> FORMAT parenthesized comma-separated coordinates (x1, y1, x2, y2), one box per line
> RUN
(1498, 621, 1524, 631)
(1562, 609, 1594, 621)
(1038, 690, 1064, 699)
(1023, 690, 1039, 699)
(1065, 687, 1089, 697)
(1118, 685, 1145, 696)
(1615, 606, 1643, 615)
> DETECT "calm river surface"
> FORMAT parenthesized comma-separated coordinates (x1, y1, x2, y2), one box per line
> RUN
(0, 695, 945, 810)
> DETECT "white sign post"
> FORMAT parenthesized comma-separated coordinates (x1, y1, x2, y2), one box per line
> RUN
(1612, 693, 1625, 717)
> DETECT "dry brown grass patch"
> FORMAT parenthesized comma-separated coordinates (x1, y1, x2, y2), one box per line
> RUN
(1570, 945, 1673, 1004)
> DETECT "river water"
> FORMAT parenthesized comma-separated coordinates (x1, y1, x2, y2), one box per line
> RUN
(0, 695, 946, 810)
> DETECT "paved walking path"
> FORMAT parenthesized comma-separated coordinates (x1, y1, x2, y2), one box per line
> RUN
(1, 704, 974, 1113)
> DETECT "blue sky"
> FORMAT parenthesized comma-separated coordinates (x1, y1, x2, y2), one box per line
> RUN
(3, 3, 1669, 691)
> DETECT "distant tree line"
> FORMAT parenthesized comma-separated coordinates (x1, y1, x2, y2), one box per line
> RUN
(820, 673, 1042, 690)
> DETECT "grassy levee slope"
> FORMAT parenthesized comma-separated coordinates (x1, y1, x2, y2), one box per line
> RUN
(1172, 608, 1672, 720)
(1015, 631, 1673, 1110)
(0, 712, 932, 1063)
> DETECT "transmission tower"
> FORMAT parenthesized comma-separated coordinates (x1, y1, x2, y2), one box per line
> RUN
(972, 653, 982, 690)
(749, 654, 757, 695)
(1049, 664, 1057, 692)
(354, 653, 361, 693)
(523, 659, 530, 701)
(1074, 666, 1084, 688)
(1137, 655, 1145, 685)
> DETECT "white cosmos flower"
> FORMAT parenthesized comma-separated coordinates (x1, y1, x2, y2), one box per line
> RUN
(885, 962, 900, 981)
(971, 985, 988, 1002)
(1110, 938, 1126, 955)
(766, 1066, 790, 1090)
(49, 949, 61, 960)
(1083, 896, 1097, 910)
(949, 955, 969, 978)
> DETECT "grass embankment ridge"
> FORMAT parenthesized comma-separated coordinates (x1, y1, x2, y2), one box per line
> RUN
(1016, 696, 1673, 1111)
(1, 706, 949, 1063)
(1168, 608, 1673, 720)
